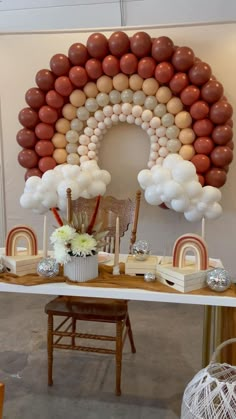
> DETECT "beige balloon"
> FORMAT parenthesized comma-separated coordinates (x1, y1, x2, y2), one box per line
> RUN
(83, 82, 99, 98)
(179, 144, 195, 160)
(129, 74, 143, 91)
(62, 104, 77, 120)
(156, 86, 172, 103)
(113, 73, 129, 91)
(52, 132, 67, 148)
(179, 128, 196, 144)
(97, 75, 113, 93)
(53, 148, 68, 164)
(55, 118, 71, 134)
(175, 111, 192, 129)
(142, 78, 159, 96)
(69, 90, 86, 107)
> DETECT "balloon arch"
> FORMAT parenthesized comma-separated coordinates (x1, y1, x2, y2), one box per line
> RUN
(17, 31, 234, 221)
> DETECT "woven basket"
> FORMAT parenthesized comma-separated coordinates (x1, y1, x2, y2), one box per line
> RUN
(181, 338, 236, 419)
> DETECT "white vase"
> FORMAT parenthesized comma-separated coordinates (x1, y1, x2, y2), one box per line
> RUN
(64, 254, 98, 282)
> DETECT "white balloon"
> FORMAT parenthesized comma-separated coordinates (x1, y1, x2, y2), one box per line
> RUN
(80, 160, 98, 171)
(137, 169, 153, 187)
(172, 161, 196, 183)
(164, 180, 184, 200)
(184, 208, 204, 222)
(20, 193, 36, 209)
(201, 186, 222, 204)
(184, 180, 202, 198)
(87, 180, 106, 196)
(42, 192, 58, 209)
(25, 176, 41, 191)
(151, 166, 171, 184)
(145, 185, 163, 205)
(171, 196, 190, 212)
(204, 202, 223, 219)
(162, 153, 183, 170)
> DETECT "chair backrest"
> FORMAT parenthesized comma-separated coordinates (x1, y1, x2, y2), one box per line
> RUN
(0, 383, 4, 419)
(70, 190, 141, 254)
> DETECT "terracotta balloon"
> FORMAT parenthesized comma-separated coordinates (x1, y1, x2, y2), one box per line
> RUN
(212, 124, 233, 145)
(25, 88, 45, 109)
(130, 32, 152, 58)
(46, 90, 64, 109)
(18, 149, 39, 169)
(35, 69, 55, 91)
(210, 146, 233, 167)
(172, 47, 195, 71)
(201, 80, 224, 103)
(193, 119, 214, 137)
(227, 140, 234, 150)
(188, 61, 212, 85)
(25, 168, 43, 180)
(205, 167, 227, 187)
(68, 43, 89, 66)
(159, 203, 169, 210)
(102, 55, 120, 76)
(50, 54, 71, 76)
(226, 119, 233, 128)
(209, 100, 233, 124)
(194, 137, 214, 155)
(180, 85, 200, 106)
(190, 100, 209, 120)
(69, 66, 88, 87)
(138, 57, 156, 79)
(151, 36, 174, 62)
(198, 174, 205, 186)
(38, 105, 58, 124)
(191, 154, 211, 173)
(169, 73, 189, 94)
(85, 58, 103, 80)
(55, 76, 73, 96)
(16, 128, 37, 148)
(38, 156, 56, 173)
(87, 32, 109, 59)
(35, 123, 54, 140)
(120, 53, 138, 75)
(108, 31, 130, 57)
(155, 62, 174, 84)
(18, 108, 39, 129)
(35, 140, 55, 157)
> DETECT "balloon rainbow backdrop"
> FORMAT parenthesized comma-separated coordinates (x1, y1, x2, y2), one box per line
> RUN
(17, 31, 233, 221)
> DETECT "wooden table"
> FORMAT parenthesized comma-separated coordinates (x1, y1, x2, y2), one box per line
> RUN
(0, 255, 235, 366)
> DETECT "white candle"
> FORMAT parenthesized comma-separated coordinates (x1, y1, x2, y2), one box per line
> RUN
(201, 217, 205, 241)
(43, 215, 48, 258)
(113, 216, 120, 275)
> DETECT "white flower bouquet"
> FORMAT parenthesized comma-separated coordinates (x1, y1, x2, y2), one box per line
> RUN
(50, 197, 107, 264)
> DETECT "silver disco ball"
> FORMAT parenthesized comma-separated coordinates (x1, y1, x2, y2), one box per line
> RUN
(132, 240, 150, 261)
(206, 268, 231, 292)
(37, 257, 59, 277)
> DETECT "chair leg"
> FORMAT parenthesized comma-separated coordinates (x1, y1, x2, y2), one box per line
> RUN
(72, 317, 76, 347)
(116, 321, 123, 396)
(0, 383, 4, 419)
(47, 314, 54, 386)
(126, 314, 136, 353)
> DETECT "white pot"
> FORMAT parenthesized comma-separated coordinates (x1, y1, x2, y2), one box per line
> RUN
(64, 254, 98, 282)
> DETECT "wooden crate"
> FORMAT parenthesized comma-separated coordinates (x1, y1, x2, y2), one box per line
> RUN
(125, 255, 157, 276)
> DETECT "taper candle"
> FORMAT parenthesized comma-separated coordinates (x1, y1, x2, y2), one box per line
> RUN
(113, 216, 120, 275)
(201, 217, 205, 240)
(43, 215, 48, 257)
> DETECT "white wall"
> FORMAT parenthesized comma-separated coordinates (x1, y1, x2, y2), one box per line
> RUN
(0, 23, 236, 278)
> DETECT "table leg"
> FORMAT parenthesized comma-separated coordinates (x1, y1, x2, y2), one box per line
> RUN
(202, 305, 213, 367)
(220, 307, 236, 364)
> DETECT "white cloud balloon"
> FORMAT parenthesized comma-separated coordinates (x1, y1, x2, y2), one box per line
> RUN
(137, 154, 223, 222)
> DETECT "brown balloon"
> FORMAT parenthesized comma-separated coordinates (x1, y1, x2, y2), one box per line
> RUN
(18, 107, 39, 129)
(46, 90, 64, 109)
(68, 43, 89, 66)
(210, 145, 233, 167)
(191, 154, 211, 173)
(108, 31, 130, 57)
(17, 128, 37, 149)
(201, 80, 224, 103)
(197, 174, 205, 186)
(25, 168, 43, 180)
(130, 31, 152, 58)
(159, 203, 169, 210)
(188, 61, 212, 85)
(227, 140, 234, 150)
(151, 36, 174, 62)
(69, 66, 88, 87)
(38, 105, 58, 124)
(102, 55, 120, 77)
(155, 62, 174, 84)
(25, 88, 45, 109)
(193, 119, 214, 136)
(169, 72, 189, 94)
(194, 137, 214, 155)
(38, 156, 57, 173)
(212, 124, 233, 145)
(120, 53, 138, 75)
(18, 149, 39, 169)
(209, 100, 233, 124)
(35, 123, 54, 140)
(35, 69, 55, 91)
(54, 76, 73, 96)
(50, 54, 71, 76)
(180, 85, 200, 106)
(205, 167, 227, 188)
(138, 57, 156, 79)
(172, 46, 195, 71)
(87, 33, 109, 59)
(85, 58, 103, 80)
(35, 140, 55, 157)
(190, 100, 209, 120)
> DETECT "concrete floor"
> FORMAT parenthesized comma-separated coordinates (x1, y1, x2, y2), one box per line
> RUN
(0, 293, 203, 418)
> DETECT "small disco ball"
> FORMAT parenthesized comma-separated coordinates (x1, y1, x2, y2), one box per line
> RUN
(206, 268, 231, 292)
(132, 240, 150, 261)
(0, 259, 6, 274)
(37, 257, 59, 277)
(144, 272, 156, 282)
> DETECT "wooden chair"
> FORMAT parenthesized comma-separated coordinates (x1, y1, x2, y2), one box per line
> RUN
(45, 191, 141, 395)
(0, 383, 4, 419)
